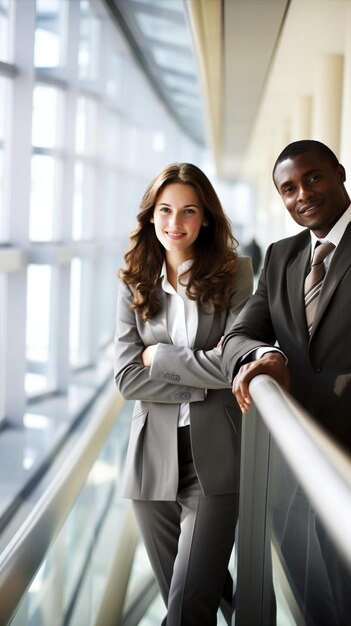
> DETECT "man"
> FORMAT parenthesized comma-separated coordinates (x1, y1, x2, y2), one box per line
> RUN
(222, 139, 351, 453)
(243, 237, 263, 276)
(221, 139, 351, 625)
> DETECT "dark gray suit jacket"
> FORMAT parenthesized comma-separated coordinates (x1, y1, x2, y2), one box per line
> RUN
(222, 224, 351, 453)
(114, 256, 253, 500)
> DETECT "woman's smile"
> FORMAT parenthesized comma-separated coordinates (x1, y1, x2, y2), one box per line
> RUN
(166, 231, 186, 239)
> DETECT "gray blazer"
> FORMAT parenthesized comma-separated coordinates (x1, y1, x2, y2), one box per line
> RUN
(114, 256, 253, 500)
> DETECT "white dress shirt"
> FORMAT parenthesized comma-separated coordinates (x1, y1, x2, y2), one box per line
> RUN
(159, 259, 198, 427)
(310, 203, 351, 267)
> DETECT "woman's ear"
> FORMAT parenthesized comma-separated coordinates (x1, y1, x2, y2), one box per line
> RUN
(202, 217, 209, 227)
(150, 216, 154, 223)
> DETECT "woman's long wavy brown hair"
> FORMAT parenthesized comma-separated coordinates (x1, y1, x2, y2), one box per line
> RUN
(119, 163, 239, 321)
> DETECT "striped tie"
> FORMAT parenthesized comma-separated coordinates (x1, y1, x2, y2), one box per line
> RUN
(304, 241, 335, 334)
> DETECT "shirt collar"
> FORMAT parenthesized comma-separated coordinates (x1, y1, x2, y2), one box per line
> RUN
(310, 203, 351, 252)
(160, 258, 193, 276)
(160, 259, 193, 293)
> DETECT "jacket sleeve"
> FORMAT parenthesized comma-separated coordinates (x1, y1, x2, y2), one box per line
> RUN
(148, 256, 254, 389)
(221, 244, 277, 382)
(114, 281, 205, 403)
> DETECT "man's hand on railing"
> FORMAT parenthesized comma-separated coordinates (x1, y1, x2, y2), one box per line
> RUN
(232, 352, 290, 412)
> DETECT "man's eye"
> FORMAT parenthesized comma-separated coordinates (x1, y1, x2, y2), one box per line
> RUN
(309, 174, 320, 183)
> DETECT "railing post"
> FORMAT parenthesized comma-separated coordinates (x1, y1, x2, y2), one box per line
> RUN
(234, 405, 275, 626)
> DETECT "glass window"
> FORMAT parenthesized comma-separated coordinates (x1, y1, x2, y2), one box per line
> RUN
(72, 161, 95, 240)
(0, 135, 5, 243)
(105, 51, 124, 106)
(0, 273, 5, 424)
(76, 96, 98, 156)
(97, 257, 115, 347)
(25, 264, 53, 395)
(0, 0, 14, 63)
(0, 0, 205, 419)
(104, 111, 121, 165)
(32, 84, 62, 150)
(70, 257, 93, 368)
(34, 0, 67, 68)
(0, 75, 11, 242)
(29, 155, 62, 241)
(78, 0, 100, 81)
(103, 171, 120, 237)
(69, 258, 81, 368)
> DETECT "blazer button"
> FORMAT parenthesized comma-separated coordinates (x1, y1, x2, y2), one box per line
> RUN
(163, 372, 181, 382)
(314, 366, 321, 373)
(176, 392, 191, 401)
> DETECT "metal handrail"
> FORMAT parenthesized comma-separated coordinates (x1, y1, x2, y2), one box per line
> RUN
(0, 382, 124, 626)
(249, 374, 351, 568)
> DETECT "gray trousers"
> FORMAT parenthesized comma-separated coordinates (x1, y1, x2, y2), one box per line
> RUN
(133, 426, 238, 626)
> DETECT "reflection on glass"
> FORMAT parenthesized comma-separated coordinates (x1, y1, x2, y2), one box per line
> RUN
(63, 485, 95, 609)
(11, 417, 129, 626)
(79, 0, 100, 80)
(30, 154, 61, 241)
(32, 84, 61, 149)
(0, 0, 13, 63)
(34, 0, 65, 68)
(268, 442, 351, 626)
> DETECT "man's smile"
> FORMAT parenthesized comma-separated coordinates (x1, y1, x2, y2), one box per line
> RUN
(298, 201, 323, 215)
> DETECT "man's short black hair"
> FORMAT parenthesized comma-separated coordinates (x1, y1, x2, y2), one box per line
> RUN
(272, 140, 339, 180)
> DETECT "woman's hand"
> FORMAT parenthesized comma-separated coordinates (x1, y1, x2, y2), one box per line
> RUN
(216, 335, 224, 349)
(141, 344, 158, 367)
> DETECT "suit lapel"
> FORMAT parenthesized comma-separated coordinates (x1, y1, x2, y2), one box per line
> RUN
(148, 283, 216, 348)
(148, 287, 172, 344)
(310, 222, 351, 338)
(194, 304, 214, 348)
(287, 234, 311, 339)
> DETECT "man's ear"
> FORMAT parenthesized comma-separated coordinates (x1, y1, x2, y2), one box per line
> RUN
(337, 163, 346, 183)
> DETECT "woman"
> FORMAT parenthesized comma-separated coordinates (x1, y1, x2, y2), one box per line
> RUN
(114, 163, 253, 625)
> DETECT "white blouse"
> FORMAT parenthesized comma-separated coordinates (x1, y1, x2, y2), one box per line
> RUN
(159, 259, 198, 427)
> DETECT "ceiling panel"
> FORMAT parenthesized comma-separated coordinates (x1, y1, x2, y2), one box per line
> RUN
(105, 0, 206, 145)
